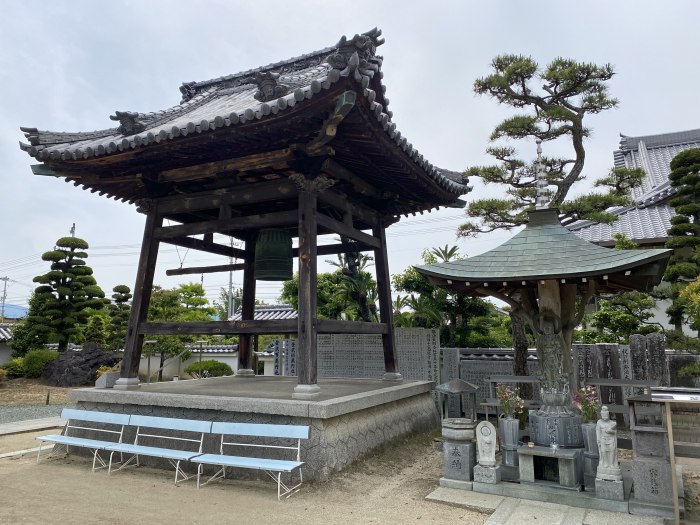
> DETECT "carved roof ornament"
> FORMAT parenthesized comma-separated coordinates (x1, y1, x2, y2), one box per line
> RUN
(254, 72, 290, 102)
(289, 173, 336, 193)
(135, 198, 153, 214)
(110, 111, 146, 136)
(326, 28, 384, 71)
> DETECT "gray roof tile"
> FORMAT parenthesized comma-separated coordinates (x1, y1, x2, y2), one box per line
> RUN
(570, 128, 700, 244)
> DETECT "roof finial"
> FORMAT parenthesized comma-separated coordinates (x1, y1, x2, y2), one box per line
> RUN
(535, 139, 548, 210)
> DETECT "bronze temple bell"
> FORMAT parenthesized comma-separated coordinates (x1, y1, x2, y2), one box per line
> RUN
(254, 228, 293, 281)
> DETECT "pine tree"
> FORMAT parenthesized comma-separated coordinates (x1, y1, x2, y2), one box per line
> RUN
(84, 315, 108, 346)
(459, 55, 628, 380)
(664, 148, 700, 330)
(106, 285, 132, 351)
(31, 237, 106, 351)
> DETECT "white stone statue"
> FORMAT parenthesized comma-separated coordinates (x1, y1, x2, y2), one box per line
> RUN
(476, 421, 497, 467)
(596, 405, 622, 481)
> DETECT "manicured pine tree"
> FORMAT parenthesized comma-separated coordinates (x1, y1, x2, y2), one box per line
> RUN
(664, 148, 700, 331)
(459, 55, 636, 381)
(32, 236, 106, 351)
(107, 285, 132, 351)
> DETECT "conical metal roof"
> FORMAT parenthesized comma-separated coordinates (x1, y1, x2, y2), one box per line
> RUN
(416, 209, 671, 295)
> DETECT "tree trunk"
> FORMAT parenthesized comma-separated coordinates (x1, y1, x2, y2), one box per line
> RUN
(510, 311, 532, 398)
(158, 351, 165, 382)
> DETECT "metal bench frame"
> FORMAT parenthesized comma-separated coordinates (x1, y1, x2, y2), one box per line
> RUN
(192, 422, 309, 500)
(36, 408, 130, 472)
(105, 415, 211, 484)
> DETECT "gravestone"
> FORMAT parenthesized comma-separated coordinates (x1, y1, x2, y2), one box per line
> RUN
(441, 348, 461, 417)
(629, 335, 647, 382)
(647, 333, 669, 387)
(595, 344, 622, 414)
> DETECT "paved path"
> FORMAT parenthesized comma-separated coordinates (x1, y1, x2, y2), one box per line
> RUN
(426, 487, 665, 525)
(0, 416, 65, 436)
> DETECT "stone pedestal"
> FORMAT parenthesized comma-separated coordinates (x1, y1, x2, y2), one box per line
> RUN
(581, 422, 599, 490)
(499, 417, 520, 466)
(631, 459, 674, 506)
(95, 371, 120, 389)
(443, 442, 476, 482)
(518, 445, 584, 491)
(595, 478, 624, 501)
(473, 464, 501, 484)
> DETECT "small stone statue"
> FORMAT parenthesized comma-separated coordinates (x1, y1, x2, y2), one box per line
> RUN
(596, 406, 622, 481)
(476, 421, 497, 467)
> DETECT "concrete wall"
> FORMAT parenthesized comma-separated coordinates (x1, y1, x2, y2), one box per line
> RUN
(0, 343, 12, 366)
(73, 380, 438, 482)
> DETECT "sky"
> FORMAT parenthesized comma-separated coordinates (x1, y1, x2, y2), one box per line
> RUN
(1, 0, 699, 309)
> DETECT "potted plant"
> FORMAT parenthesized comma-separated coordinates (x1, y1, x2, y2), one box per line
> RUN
(572, 385, 601, 455)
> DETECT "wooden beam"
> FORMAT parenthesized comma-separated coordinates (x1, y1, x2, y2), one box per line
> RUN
(316, 213, 381, 248)
(317, 320, 388, 335)
(238, 235, 257, 373)
(297, 189, 318, 387)
(321, 158, 383, 199)
(165, 263, 246, 276)
(157, 179, 298, 215)
(154, 210, 298, 239)
(373, 220, 399, 375)
(139, 320, 298, 335)
(157, 148, 297, 183)
(162, 236, 246, 258)
(317, 187, 382, 226)
(120, 205, 163, 381)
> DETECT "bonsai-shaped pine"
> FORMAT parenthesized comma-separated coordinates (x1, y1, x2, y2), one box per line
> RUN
(107, 285, 132, 351)
(459, 55, 641, 392)
(31, 236, 106, 352)
(664, 148, 700, 331)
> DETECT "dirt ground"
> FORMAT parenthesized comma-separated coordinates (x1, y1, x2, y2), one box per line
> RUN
(0, 379, 699, 523)
(0, 433, 487, 525)
(0, 378, 72, 405)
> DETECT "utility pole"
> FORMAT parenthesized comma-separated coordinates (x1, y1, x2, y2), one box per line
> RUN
(0, 277, 9, 323)
(228, 238, 234, 319)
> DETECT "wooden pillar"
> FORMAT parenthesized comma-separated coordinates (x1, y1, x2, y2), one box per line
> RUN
(236, 234, 257, 376)
(293, 188, 320, 398)
(373, 219, 402, 380)
(115, 201, 162, 390)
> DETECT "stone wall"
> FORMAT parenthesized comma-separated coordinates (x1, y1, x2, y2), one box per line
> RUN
(272, 328, 440, 383)
(74, 385, 438, 482)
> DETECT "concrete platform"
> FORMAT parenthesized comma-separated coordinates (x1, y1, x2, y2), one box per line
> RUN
(426, 486, 665, 525)
(69, 376, 440, 481)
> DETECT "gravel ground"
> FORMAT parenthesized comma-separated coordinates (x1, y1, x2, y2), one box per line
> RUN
(0, 404, 73, 424)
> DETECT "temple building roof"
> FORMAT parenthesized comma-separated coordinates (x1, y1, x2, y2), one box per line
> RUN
(569, 128, 700, 246)
(416, 209, 671, 296)
(18, 28, 470, 219)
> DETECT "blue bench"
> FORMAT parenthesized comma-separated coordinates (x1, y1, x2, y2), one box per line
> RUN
(36, 408, 130, 472)
(191, 422, 310, 500)
(105, 415, 211, 484)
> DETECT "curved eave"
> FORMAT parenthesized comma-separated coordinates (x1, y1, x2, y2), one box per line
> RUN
(19, 30, 469, 203)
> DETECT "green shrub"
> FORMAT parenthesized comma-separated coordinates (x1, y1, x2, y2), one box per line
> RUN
(2, 357, 26, 379)
(0, 367, 6, 383)
(23, 349, 59, 378)
(184, 360, 233, 379)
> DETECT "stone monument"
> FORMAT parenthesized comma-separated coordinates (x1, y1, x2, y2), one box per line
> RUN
(440, 418, 476, 490)
(595, 406, 624, 501)
(473, 421, 501, 484)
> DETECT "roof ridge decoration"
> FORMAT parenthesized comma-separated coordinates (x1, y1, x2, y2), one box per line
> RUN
(179, 28, 384, 103)
(253, 72, 290, 102)
(110, 111, 147, 136)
